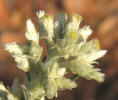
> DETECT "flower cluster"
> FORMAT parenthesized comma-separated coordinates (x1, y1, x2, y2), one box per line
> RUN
(0, 11, 106, 100)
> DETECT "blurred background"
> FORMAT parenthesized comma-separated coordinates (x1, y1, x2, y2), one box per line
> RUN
(0, 0, 118, 100)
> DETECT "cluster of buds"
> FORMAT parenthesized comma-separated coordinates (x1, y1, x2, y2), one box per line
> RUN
(0, 11, 106, 100)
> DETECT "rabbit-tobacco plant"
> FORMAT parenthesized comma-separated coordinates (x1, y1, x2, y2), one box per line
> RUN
(0, 11, 106, 100)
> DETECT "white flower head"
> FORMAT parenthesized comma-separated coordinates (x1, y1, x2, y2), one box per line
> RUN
(37, 10, 45, 18)
(37, 11, 54, 42)
(0, 82, 7, 91)
(4, 42, 23, 55)
(78, 26, 92, 40)
(89, 50, 107, 62)
(13, 55, 30, 72)
(25, 19, 39, 43)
